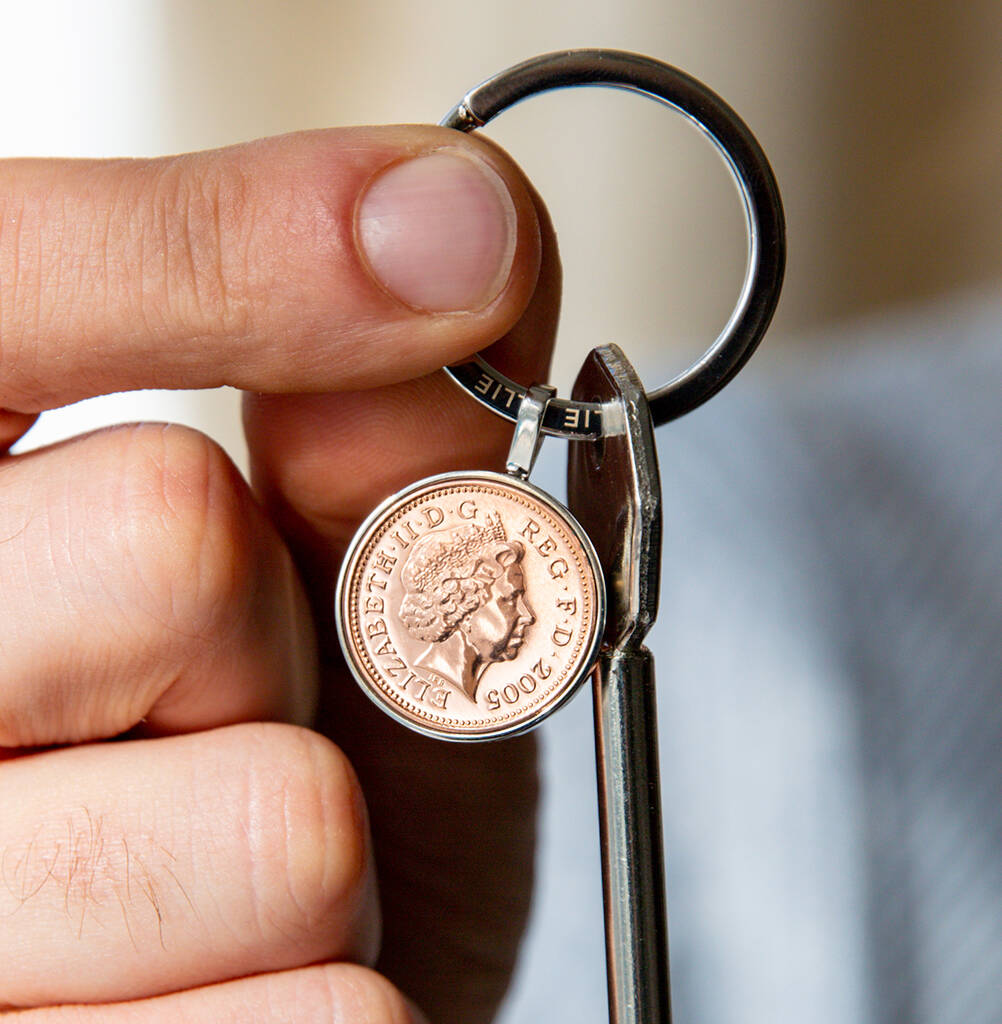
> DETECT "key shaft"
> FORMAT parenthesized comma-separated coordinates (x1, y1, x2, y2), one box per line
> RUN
(594, 646, 670, 1024)
(569, 345, 672, 1024)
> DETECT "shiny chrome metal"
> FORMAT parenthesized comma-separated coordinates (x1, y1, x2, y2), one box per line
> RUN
(505, 384, 556, 479)
(568, 345, 671, 1024)
(442, 48, 785, 436)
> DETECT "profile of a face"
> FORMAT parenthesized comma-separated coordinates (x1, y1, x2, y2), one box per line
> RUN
(398, 516, 536, 701)
(459, 561, 532, 663)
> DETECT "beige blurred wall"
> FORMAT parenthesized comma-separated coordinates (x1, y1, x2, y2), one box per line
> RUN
(157, 0, 1002, 386)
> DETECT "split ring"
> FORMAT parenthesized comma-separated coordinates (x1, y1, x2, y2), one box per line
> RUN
(441, 48, 785, 439)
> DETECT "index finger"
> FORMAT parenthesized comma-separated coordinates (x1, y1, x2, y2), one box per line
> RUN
(0, 126, 541, 412)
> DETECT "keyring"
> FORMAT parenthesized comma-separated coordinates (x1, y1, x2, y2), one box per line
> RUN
(440, 48, 786, 439)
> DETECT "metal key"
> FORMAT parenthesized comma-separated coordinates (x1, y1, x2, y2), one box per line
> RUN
(568, 344, 671, 1024)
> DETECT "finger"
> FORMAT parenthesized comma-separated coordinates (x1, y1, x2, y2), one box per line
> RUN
(242, 188, 558, 1024)
(11, 965, 426, 1024)
(0, 126, 540, 412)
(0, 423, 316, 750)
(0, 724, 378, 1009)
(0, 409, 38, 452)
(243, 183, 561, 595)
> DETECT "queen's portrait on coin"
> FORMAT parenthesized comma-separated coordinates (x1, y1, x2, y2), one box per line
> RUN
(398, 514, 536, 702)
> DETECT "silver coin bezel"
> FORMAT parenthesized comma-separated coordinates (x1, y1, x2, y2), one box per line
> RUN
(335, 470, 606, 742)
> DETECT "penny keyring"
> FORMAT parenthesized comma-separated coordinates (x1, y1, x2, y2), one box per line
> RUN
(440, 47, 786, 439)
(338, 49, 784, 745)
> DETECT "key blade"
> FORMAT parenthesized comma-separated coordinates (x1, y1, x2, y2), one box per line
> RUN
(571, 346, 673, 1023)
(568, 345, 662, 650)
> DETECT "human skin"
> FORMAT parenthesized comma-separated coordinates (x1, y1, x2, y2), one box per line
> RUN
(0, 125, 560, 1023)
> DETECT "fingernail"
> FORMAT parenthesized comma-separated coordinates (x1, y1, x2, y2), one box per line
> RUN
(356, 151, 517, 312)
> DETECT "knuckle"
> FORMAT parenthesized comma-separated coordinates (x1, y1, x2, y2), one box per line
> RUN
(0, 196, 26, 390)
(113, 423, 255, 636)
(244, 724, 371, 946)
(0, 188, 68, 407)
(144, 155, 251, 341)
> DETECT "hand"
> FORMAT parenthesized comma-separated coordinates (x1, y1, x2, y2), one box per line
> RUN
(0, 125, 559, 1022)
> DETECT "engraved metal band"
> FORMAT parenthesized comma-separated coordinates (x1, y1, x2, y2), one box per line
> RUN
(440, 48, 786, 439)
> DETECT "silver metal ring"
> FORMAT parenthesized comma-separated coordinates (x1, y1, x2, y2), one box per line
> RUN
(440, 48, 785, 439)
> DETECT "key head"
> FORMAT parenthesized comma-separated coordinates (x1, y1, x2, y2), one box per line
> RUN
(568, 345, 662, 651)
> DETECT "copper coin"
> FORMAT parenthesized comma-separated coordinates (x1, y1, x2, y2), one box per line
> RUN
(336, 471, 605, 741)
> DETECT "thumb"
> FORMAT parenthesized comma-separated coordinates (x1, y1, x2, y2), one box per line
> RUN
(0, 126, 540, 410)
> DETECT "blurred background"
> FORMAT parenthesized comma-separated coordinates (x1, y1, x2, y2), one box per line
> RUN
(4, 2, 999, 1021)
(7, 0, 1000, 463)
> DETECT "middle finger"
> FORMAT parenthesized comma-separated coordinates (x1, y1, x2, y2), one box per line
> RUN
(0, 421, 316, 750)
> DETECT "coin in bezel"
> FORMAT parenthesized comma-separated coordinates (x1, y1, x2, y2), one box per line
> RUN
(336, 471, 605, 741)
